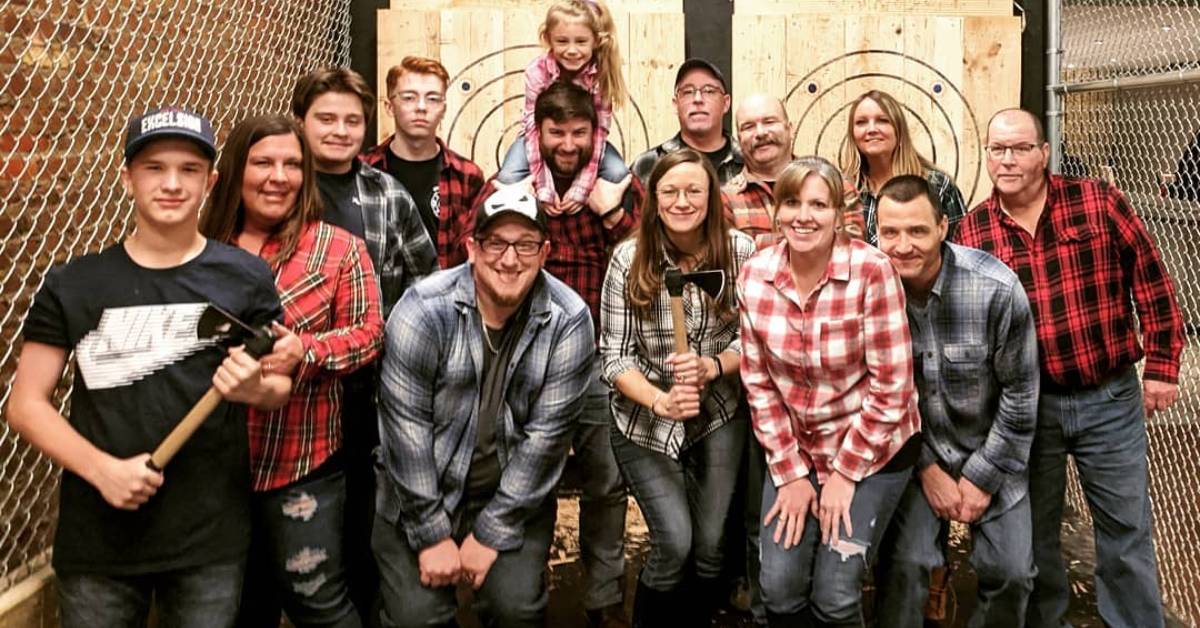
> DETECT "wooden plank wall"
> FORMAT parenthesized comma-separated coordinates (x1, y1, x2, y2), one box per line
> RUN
(377, 0, 684, 175)
(732, 10, 1021, 207)
(733, 0, 1010, 17)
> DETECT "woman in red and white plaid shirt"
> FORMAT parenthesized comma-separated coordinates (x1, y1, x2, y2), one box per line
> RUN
(201, 115, 383, 627)
(736, 156, 920, 626)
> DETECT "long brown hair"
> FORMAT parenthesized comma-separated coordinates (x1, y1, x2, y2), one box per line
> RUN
(627, 149, 736, 320)
(200, 115, 323, 267)
(839, 90, 937, 190)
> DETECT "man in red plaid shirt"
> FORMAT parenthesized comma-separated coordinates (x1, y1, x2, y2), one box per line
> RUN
(955, 108, 1185, 628)
(449, 81, 643, 628)
(361, 56, 486, 268)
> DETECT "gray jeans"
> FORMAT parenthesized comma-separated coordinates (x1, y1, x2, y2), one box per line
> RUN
(876, 478, 1035, 628)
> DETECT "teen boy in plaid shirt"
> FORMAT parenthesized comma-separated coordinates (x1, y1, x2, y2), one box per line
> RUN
(361, 56, 486, 268)
(955, 108, 1185, 628)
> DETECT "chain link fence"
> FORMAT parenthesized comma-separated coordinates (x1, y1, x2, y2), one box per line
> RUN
(0, 0, 351, 594)
(1057, 1, 1200, 624)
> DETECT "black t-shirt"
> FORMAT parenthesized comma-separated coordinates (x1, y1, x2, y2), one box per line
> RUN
(465, 299, 531, 500)
(385, 148, 442, 244)
(22, 240, 282, 574)
(702, 141, 731, 172)
(316, 165, 365, 239)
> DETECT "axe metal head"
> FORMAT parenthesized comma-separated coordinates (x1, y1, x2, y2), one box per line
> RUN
(663, 268, 726, 300)
(197, 304, 275, 358)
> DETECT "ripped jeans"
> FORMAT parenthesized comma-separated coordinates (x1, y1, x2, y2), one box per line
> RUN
(758, 466, 909, 627)
(237, 464, 361, 628)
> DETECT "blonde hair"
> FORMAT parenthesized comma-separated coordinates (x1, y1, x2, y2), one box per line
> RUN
(838, 90, 937, 190)
(540, 0, 628, 110)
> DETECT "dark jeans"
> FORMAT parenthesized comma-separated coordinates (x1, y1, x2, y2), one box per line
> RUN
(1027, 368, 1165, 628)
(610, 418, 746, 590)
(876, 479, 1035, 628)
(743, 430, 768, 625)
(237, 468, 361, 628)
(567, 361, 628, 610)
(58, 561, 243, 628)
(758, 466, 909, 627)
(371, 497, 557, 628)
(342, 367, 381, 625)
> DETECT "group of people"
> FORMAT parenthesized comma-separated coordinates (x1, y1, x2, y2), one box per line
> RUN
(5, 1, 1185, 628)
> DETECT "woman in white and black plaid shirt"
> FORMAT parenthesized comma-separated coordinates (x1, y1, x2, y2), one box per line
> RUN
(599, 149, 755, 626)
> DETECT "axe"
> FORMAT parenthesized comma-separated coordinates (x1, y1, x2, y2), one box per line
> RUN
(147, 304, 275, 471)
(663, 268, 726, 355)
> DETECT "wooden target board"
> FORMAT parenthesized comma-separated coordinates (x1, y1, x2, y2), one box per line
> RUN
(731, 11, 1020, 207)
(378, 0, 684, 176)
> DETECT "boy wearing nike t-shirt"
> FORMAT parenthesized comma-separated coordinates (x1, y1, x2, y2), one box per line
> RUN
(7, 107, 292, 628)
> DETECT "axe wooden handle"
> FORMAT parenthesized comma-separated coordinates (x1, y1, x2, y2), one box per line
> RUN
(147, 388, 223, 471)
(669, 295, 688, 355)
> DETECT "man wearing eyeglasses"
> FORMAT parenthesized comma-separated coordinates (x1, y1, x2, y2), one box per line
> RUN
(630, 58, 742, 185)
(373, 185, 595, 627)
(955, 108, 1184, 628)
(363, 56, 487, 267)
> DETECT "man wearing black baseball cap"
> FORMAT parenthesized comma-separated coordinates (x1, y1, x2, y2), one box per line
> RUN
(630, 58, 742, 184)
(8, 106, 291, 628)
(373, 183, 595, 627)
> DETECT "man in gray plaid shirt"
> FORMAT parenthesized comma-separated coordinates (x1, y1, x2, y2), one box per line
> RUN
(872, 175, 1039, 627)
(372, 186, 594, 627)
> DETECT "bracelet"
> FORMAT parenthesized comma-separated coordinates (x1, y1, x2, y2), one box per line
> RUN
(712, 356, 724, 379)
(650, 390, 664, 414)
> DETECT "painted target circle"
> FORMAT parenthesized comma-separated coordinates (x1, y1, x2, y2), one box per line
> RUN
(445, 44, 651, 172)
(785, 50, 985, 204)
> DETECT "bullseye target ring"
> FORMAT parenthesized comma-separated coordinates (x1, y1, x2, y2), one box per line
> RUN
(785, 50, 985, 203)
(445, 44, 651, 171)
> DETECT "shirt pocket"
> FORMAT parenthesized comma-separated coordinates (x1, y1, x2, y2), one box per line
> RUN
(941, 343, 988, 405)
(278, 271, 333, 332)
(817, 318, 865, 375)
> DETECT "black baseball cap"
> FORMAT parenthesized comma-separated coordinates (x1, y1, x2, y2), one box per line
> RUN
(474, 185, 548, 236)
(124, 106, 217, 163)
(675, 58, 728, 93)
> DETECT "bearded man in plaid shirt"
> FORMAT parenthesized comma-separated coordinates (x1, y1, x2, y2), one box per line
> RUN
(955, 108, 1185, 628)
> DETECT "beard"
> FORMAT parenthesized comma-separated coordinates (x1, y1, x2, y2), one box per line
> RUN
(541, 144, 591, 179)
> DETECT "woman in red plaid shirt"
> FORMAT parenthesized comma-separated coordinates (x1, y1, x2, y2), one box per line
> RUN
(736, 156, 920, 627)
(201, 115, 383, 628)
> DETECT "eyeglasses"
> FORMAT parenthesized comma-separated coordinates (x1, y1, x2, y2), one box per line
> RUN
(656, 187, 707, 202)
(675, 85, 724, 101)
(391, 92, 445, 108)
(478, 238, 544, 257)
(985, 143, 1040, 160)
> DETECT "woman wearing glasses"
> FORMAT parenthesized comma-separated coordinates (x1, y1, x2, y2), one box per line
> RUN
(839, 89, 967, 244)
(738, 156, 919, 627)
(200, 115, 383, 627)
(600, 149, 754, 627)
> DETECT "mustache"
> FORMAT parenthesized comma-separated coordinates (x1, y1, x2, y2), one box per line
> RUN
(752, 138, 780, 150)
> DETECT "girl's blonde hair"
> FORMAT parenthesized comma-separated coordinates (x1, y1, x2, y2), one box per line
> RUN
(540, 0, 628, 110)
(838, 90, 937, 190)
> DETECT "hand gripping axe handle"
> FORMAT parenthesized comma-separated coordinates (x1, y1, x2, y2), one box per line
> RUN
(147, 304, 275, 471)
(662, 268, 727, 355)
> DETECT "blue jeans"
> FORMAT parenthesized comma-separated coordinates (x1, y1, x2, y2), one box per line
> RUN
(611, 418, 746, 590)
(58, 561, 243, 628)
(371, 497, 557, 627)
(876, 479, 1034, 628)
(237, 468, 360, 628)
(1026, 367, 1164, 628)
(758, 466, 910, 627)
(566, 360, 627, 609)
(496, 138, 629, 185)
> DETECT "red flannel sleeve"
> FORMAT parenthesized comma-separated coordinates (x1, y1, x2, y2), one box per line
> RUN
(436, 155, 487, 269)
(295, 236, 385, 381)
(444, 178, 495, 268)
(833, 257, 916, 481)
(1107, 186, 1185, 383)
(737, 263, 809, 487)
